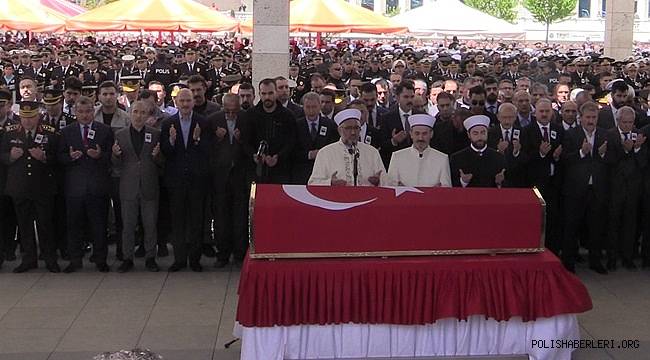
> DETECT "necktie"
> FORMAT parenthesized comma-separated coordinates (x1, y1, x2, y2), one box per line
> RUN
(310, 121, 318, 140)
(488, 105, 495, 114)
(542, 126, 549, 142)
(504, 130, 510, 142)
(83, 125, 89, 147)
(403, 114, 410, 133)
(189, 63, 193, 73)
(27, 131, 33, 144)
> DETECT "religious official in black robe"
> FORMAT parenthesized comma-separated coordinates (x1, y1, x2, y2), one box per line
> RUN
(450, 115, 506, 188)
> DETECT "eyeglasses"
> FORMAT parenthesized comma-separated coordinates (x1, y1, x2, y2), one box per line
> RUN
(472, 100, 485, 106)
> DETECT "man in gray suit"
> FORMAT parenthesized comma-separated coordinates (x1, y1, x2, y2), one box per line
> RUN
(112, 100, 163, 272)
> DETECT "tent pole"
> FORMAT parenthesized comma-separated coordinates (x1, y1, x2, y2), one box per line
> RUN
(157, 31, 162, 45)
(316, 32, 321, 48)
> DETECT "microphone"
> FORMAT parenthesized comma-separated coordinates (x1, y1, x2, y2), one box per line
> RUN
(349, 143, 359, 186)
(256, 140, 268, 178)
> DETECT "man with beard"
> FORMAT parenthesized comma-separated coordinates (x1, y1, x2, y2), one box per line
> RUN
(387, 114, 451, 187)
(483, 77, 500, 115)
(380, 81, 416, 167)
(561, 101, 609, 274)
(430, 92, 456, 155)
(188, 75, 220, 118)
(244, 78, 297, 184)
(275, 76, 304, 118)
(237, 82, 255, 110)
(360, 83, 388, 130)
(450, 115, 506, 188)
(308, 109, 385, 186)
(598, 80, 642, 129)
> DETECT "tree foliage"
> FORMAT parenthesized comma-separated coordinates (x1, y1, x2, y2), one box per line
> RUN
(523, 0, 576, 26)
(523, 0, 577, 43)
(465, 0, 518, 23)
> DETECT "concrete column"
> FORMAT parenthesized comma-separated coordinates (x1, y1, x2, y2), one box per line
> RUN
(398, 0, 411, 13)
(348, 0, 362, 6)
(252, 0, 289, 91)
(604, 0, 635, 60)
(374, 0, 386, 15)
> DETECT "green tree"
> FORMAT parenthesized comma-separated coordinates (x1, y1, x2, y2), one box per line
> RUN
(523, 0, 577, 43)
(465, 0, 518, 23)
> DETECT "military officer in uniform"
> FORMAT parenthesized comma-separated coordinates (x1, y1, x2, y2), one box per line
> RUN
(0, 89, 20, 267)
(0, 102, 60, 273)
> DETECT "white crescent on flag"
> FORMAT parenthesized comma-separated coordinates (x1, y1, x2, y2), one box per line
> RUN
(281, 185, 423, 211)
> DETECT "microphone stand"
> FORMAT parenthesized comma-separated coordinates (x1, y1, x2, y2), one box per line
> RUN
(350, 144, 359, 186)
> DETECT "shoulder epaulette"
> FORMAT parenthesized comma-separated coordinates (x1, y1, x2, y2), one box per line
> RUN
(40, 124, 56, 133)
(6, 124, 20, 131)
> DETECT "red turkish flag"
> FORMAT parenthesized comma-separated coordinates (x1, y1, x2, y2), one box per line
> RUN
(250, 185, 544, 258)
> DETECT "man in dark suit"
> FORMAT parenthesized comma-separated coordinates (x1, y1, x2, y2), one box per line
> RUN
(430, 92, 456, 155)
(175, 49, 207, 79)
(244, 78, 297, 184)
(560, 101, 609, 274)
(450, 115, 506, 188)
(640, 123, 650, 269)
(57, 96, 114, 273)
(188, 75, 221, 117)
(380, 80, 416, 168)
(604, 106, 648, 271)
(275, 76, 304, 119)
(597, 80, 640, 129)
(360, 82, 388, 130)
(160, 89, 213, 272)
(521, 98, 564, 255)
(487, 103, 527, 187)
(348, 100, 381, 149)
(291, 92, 339, 184)
(111, 100, 163, 273)
(0, 102, 60, 273)
(208, 94, 252, 267)
(50, 52, 80, 88)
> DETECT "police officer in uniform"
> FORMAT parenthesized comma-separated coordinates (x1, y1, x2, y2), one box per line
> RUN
(0, 89, 20, 267)
(0, 102, 60, 273)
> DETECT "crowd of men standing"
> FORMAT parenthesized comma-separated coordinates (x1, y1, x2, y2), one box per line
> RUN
(1, 37, 650, 275)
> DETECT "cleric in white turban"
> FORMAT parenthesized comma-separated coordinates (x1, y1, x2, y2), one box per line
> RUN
(387, 114, 452, 187)
(308, 109, 386, 186)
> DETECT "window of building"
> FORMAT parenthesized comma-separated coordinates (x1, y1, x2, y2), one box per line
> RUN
(578, 0, 591, 17)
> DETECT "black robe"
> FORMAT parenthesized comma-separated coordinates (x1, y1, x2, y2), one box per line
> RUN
(449, 147, 506, 188)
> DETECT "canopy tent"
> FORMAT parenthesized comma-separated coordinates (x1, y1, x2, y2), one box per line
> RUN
(0, 0, 65, 32)
(41, 0, 86, 18)
(65, 0, 239, 32)
(394, 0, 525, 40)
(240, 0, 408, 34)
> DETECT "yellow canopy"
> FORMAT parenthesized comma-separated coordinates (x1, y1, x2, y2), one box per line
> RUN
(0, 0, 65, 32)
(241, 0, 407, 34)
(65, 0, 239, 32)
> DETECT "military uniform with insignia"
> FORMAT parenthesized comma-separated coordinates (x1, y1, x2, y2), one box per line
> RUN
(0, 102, 60, 273)
(0, 89, 19, 267)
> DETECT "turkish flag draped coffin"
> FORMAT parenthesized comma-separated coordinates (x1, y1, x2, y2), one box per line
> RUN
(250, 185, 545, 258)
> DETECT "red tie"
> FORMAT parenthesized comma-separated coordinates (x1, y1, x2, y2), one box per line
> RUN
(83, 125, 89, 147)
(542, 126, 549, 142)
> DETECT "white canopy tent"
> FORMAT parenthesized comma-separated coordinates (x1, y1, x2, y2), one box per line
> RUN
(394, 0, 526, 40)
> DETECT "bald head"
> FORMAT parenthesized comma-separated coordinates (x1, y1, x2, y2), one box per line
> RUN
(176, 88, 194, 116)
